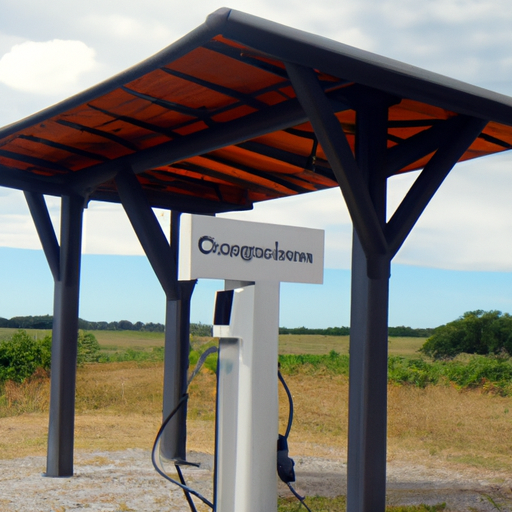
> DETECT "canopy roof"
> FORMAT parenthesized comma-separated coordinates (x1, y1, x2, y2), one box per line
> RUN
(2, 8, 512, 214)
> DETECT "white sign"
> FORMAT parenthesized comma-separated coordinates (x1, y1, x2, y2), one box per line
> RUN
(179, 214, 324, 284)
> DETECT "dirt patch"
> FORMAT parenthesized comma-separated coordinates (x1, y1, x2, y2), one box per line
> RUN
(1, 450, 512, 511)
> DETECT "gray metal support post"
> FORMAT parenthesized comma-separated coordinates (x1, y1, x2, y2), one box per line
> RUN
(285, 62, 487, 512)
(46, 194, 85, 477)
(347, 237, 390, 511)
(161, 279, 196, 460)
(346, 95, 390, 512)
(161, 211, 197, 460)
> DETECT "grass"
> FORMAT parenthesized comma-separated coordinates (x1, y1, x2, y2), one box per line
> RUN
(0, 327, 50, 341)
(93, 329, 165, 349)
(2, 330, 512, 510)
(277, 497, 446, 512)
(278, 334, 426, 357)
(0, 353, 510, 511)
(0, 328, 426, 356)
(4, 363, 512, 474)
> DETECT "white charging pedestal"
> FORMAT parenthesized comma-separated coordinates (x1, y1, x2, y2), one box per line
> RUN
(179, 215, 324, 512)
(215, 280, 279, 512)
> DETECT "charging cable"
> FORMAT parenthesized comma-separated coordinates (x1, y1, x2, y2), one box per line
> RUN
(278, 367, 313, 512)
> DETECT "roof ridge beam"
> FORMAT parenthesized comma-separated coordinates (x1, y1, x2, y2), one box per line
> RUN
(285, 62, 388, 257)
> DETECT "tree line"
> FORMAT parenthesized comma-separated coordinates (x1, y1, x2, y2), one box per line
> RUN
(279, 325, 434, 337)
(0, 315, 166, 332)
(0, 315, 214, 336)
(0, 315, 435, 337)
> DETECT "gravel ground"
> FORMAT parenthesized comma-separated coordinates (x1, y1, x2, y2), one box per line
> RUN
(1, 449, 512, 511)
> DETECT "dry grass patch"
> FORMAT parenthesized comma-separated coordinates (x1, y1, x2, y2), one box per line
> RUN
(1, 368, 50, 415)
(280, 374, 348, 458)
(388, 384, 512, 471)
(3, 360, 512, 476)
(75, 361, 164, 414)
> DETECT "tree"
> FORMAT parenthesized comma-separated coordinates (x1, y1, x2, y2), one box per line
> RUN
(77, 331, 101, 364)
(421, 310, 512, 359)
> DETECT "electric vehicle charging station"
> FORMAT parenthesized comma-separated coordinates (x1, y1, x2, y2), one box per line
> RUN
(179, 214, 324, 512)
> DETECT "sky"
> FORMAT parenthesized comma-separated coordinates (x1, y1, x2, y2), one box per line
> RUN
(2, 0, 512, 328)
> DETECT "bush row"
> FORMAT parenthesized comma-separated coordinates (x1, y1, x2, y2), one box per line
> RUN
(278, 351, 512, 395)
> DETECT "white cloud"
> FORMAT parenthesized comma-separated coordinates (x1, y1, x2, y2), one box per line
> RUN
(391, 155, 512, 271)
(0, 39, 97, 95)
(82, 202, 170, 255)
(81, 14, 173, 43)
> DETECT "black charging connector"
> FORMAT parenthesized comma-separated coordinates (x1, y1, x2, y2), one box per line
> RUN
(277, 434, 296, 484)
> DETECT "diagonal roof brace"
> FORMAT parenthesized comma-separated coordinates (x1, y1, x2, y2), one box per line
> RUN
(24, 192, 61, 281)
(386, 115, 488, 258)
(115, 168, 180, 300)
(285, 62, 389, 258)
(385, 115, 471, 177)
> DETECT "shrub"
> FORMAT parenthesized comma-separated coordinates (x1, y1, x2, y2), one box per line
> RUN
(0, 330, 49, 383)
(0, 329, 101, 384)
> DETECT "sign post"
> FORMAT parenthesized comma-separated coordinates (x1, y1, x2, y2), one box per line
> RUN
(179, 214, 324, 512)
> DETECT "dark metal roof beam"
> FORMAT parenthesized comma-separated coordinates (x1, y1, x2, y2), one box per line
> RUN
(160, 67, 270, 110)
(0, 149, 70, 173)
(286, 62, 388, 256)
(478, 132, 512, 150)
(66, 95, 313, 194)
(200, 153, 309, 193)
(237, 141, 333, 177)
(142, 169, 224, 202)
(115, 168, 179, 300)
(24, 191, 60, 281)
(56, 119, 139, 151)
(386, 115, 487, 257)
(0, 165, 68, 196)
(86, 104, 181, 139)
(121, 86, 214, 121)
(89, 187, 252, 214)
(203, 40, 289, 80)
(171, 161, 280, 197)
(18, 134, 109, 163)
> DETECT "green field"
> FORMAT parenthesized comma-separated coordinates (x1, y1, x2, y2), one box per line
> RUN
(278, 334, 425, 356)
(0, 327, 426, 357)
(0, 327, 50, 341)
